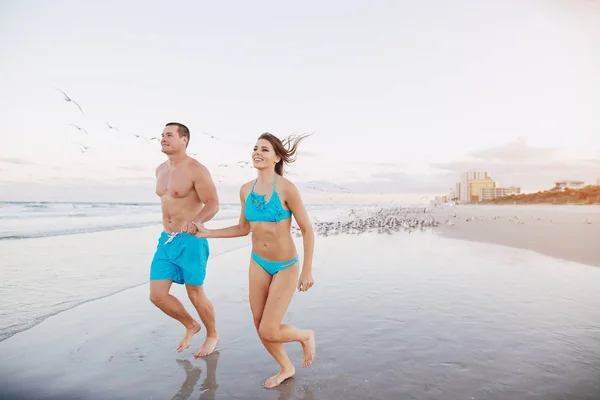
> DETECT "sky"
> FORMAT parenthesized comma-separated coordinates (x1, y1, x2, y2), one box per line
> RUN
(1, 0, 599, 204)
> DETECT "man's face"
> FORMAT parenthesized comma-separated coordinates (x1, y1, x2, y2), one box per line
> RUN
(160, 126, 187, 154)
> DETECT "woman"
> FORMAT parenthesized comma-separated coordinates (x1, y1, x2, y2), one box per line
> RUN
(194, 132, 316, 389)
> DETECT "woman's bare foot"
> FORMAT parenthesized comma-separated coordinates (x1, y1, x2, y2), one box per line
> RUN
(177, 321, 201, 352)
(194, 334, 219, 358)
(301, 329, 315, 368)
(264, 367, 295, 389)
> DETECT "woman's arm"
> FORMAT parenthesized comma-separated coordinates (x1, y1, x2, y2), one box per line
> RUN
(285, 182, 315, 291)
(195, 186, 251, 239)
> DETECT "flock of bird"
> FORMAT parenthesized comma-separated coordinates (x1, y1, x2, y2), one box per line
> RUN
(54, 87, 157, 154)
(52, 87, 357, 195)
(291, 206, 440, 237)
(54, 87, 233, 156)
(289, 204, 595, 239)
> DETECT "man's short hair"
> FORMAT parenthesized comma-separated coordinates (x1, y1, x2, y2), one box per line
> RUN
(165, 122, 190, 147)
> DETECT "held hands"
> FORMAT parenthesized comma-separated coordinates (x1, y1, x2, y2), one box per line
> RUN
(181, 220, 209, 237)
(180, 220, 199, 235)
(190, 221, 210, 238)
(297, 269, 314, 292)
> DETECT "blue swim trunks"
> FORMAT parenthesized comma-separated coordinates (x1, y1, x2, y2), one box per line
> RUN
(150, 232, 210, 287)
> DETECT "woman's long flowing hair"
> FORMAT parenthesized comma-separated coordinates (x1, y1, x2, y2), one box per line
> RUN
(258, 132, 312, 176)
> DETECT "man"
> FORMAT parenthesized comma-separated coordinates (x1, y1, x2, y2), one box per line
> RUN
(149, 121, 220, 357)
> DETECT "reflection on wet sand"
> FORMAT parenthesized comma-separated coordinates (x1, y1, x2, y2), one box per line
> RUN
(274, 379, 318, 400)
(172, 352, 220, 400)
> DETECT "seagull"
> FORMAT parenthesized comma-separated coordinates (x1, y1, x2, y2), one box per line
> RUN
(106, 122, 120, 132)
(306, 181, 350, 193)
(79, 144, 89, 153)
(132, 133, 150, 143)
(53, 87, 85, 115)
(70, 124, 89, 135)
(211, 174, 224, 183)
(200, 132, 219, 140)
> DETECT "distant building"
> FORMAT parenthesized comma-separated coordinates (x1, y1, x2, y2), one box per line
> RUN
(460, 171, 491, 202)
(448, 188, 456, 201)
(432, 195, 448, 206)
(479, 186, 521, 201)
(554, 180, 585, 191)
(597, 177, 600, 186)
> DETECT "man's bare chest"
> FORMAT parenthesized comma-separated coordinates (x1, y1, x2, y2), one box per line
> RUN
(156, 169, 194, 198)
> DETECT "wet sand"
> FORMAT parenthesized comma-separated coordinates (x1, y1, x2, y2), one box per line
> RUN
(433, 205, 600, 267)
(2, 231, 600, 399)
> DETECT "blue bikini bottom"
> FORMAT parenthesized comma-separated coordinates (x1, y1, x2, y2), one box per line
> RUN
(251, 251, 298, 275)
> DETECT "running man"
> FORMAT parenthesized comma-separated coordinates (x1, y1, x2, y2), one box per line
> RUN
(149, 122, 220, 357)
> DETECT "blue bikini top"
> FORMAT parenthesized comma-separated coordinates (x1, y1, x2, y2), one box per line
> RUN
(244, 174, 292, 223)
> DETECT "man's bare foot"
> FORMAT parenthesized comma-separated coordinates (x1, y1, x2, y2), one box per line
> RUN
(264, 367, 295, 389)
(176, 321, 201, 352)
(194, 334, 219, 358)
(301, 329, 315, 368)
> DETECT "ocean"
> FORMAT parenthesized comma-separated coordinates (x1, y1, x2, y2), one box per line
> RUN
(0, 201, 357, 342)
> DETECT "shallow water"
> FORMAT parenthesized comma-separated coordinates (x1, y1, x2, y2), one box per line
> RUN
(1, 232, 599, 399)
(0, 202, 355, 341)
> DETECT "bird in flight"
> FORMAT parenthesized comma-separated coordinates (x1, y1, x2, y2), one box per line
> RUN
(132, 133, 150, 143)
(53, 87, 85, 116)
(200, 132, 219, 140)
(70, 124, 89, 135)
(106, 122, 120, 132)
(307, 181, 351, 193)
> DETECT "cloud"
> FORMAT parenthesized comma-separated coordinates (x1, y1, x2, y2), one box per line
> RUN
(348, 161, 405, 169)
(303, 138, 599, 197)
(0, 176, 244, 203)
(430, 138, 600, 190)
(0, 157, 37, 165)
(300, 171, 456, 195)
(467, 136, 560, 161)
(296, 150, 319, 157)
(119, 164, 152, 172)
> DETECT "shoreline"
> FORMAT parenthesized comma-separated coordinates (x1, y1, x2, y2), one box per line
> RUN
(431, 205, 600, 268)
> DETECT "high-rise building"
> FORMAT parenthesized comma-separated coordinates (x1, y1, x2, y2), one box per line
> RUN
(596, 177, 600, 186)
(469, 178, 497, 202)
(459, 171, 495, 202)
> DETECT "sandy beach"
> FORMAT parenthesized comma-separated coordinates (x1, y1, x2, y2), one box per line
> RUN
(2, 217, 600, 399)
(1, 203, 600, 399)
(431, 204, 600, 268)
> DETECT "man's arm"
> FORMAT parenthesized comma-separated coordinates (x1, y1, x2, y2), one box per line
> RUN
(155, 163, 164, 178)
(197, 185, 251, 238)
(192, 163, 220, 224)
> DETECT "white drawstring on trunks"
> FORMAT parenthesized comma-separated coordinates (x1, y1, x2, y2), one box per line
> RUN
(164, 232, 179, 245)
